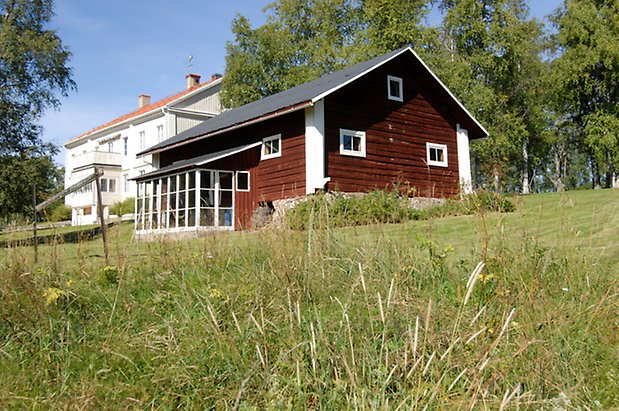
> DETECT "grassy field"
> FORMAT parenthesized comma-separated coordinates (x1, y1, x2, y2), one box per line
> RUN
(0, 189, 617, 409)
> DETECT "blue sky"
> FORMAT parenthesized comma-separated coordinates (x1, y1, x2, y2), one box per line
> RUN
(41, 0, 562, 165)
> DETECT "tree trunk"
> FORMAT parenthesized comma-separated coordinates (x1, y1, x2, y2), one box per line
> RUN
(592, 158, 602, 189)
(552, 146, 565, 192)
(521, 136, 530, 194)
(493, 164, 500, 192)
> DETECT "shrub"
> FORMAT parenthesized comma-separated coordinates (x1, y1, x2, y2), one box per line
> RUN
(110, 197, 135, 216)
(45, 203, 72, 222)
(422, 190, 515, 218)
(287, 190, 419, 230)
(287, 189, 515, 230)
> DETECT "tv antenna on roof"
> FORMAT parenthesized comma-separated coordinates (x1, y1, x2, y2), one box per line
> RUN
(187, 54, 194, 69)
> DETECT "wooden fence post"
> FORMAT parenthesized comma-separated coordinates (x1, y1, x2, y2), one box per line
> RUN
(32, 184, 38, 264)
(94, 168, 109, 265)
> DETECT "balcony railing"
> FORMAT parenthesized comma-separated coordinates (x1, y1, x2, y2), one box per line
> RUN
(69, 150, 123, 171)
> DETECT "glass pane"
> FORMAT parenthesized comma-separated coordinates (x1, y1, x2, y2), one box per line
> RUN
(178, 210, 186, 228)
(201, 171, 214, 189)
(219, 190, 233, 208)
(219, 209, 233, 227)
(169, 209, 177, 228)
(188, 171, 196, 189)
(220, 172, 233, 190)
(353, 136, 361, 151)
(188, 190, 195, 207)
(188, 209, 196, 226)
(179, 173, 186, 191)
(170, 175, 177, 192)
(179, 191, 186, 209)
(169, 193, 177, 211)
(237, 172, 249, 191)
(200, 208, 214, 226)
(272, 138, 280, 153)
(200, 190, 215, 207)
(343, 134, 352, 150)
(390, 80, 400, 97)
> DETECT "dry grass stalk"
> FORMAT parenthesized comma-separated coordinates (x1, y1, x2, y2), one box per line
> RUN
(231, 310, 242, 336)
(465, 327, 487, 345)
(464, 262, 485, 306)
(448, 368, 468, 392)
(422, 351, 436, 376)
(249, 312, 264, 336)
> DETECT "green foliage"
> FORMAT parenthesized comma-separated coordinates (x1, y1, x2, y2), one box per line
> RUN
(0, 154, 63, 219)
(423, 190, 516, 218)
(286, 190, 420, 230)
(286, 189, 515, 230)
(551, 0, 619, 187)
(221, 0, 432, 108)
(45, 201, 71, 222)
(109, 197, 135, 216)
(98, 265, 120, 286)
(0, 0, 74, 219)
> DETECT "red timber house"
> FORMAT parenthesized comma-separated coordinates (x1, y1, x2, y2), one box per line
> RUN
(133, 47, 487, 236)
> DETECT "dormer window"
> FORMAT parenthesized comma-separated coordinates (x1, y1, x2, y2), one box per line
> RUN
(387, 75, 403, 102)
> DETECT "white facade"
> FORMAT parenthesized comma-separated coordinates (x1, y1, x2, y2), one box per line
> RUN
(64, 75, 222, 225)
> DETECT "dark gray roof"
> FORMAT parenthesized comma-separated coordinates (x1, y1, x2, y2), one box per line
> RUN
(138, 48, 408, 156)
(138, 46, 488, 157)
(133, 142, 260, 181)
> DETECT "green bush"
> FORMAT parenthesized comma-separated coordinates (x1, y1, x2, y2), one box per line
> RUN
(110, 197, 135, 216)
(45, 203, 72, 222)
(422, 190, 516, 218)
(287, 189, 515, 230)
(287, 190, 420, 230)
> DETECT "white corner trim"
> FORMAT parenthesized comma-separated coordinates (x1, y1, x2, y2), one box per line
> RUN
(305, 100, 326, 194)
(456, 124, 472, 194)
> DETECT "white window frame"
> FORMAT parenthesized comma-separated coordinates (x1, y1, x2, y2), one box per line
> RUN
(339, 129, 366, 158)
(157, 125, 164, 143)
(261, 134, 282, 160)
(236, 171, 250, 192)
(387, 75, 403, 102)
(123, 137, 128, 156)
(139, 131, 146, 150)
(426, 142, 448, 167)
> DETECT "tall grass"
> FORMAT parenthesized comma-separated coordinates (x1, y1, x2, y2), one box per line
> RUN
(0, 191, 616, 408)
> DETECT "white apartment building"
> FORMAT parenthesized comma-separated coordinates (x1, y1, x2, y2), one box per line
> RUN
(64, 74, 222, 225)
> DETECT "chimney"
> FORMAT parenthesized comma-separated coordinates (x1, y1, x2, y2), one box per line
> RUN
(185, 73, 201, 90)
(211, 73, 223, 82)
(138, 94, 151, 108)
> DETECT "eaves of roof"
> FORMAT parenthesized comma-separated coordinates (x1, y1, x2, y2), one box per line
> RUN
(64, 77, 222, 147)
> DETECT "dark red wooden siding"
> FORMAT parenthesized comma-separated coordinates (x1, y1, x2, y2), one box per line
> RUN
(158, 111, 306, 229)
(324, 55, 460, 197)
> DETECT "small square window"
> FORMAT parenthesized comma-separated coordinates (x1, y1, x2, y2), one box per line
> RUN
(261, 134, 282, 160)
(387, 75, 403, 102)
(339, 129, 366, 157)
(426, 143, 448, 167)
(236, 171, 250, 191)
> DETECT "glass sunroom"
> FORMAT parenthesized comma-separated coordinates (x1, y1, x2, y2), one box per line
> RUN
(135, 169, 235, 234)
